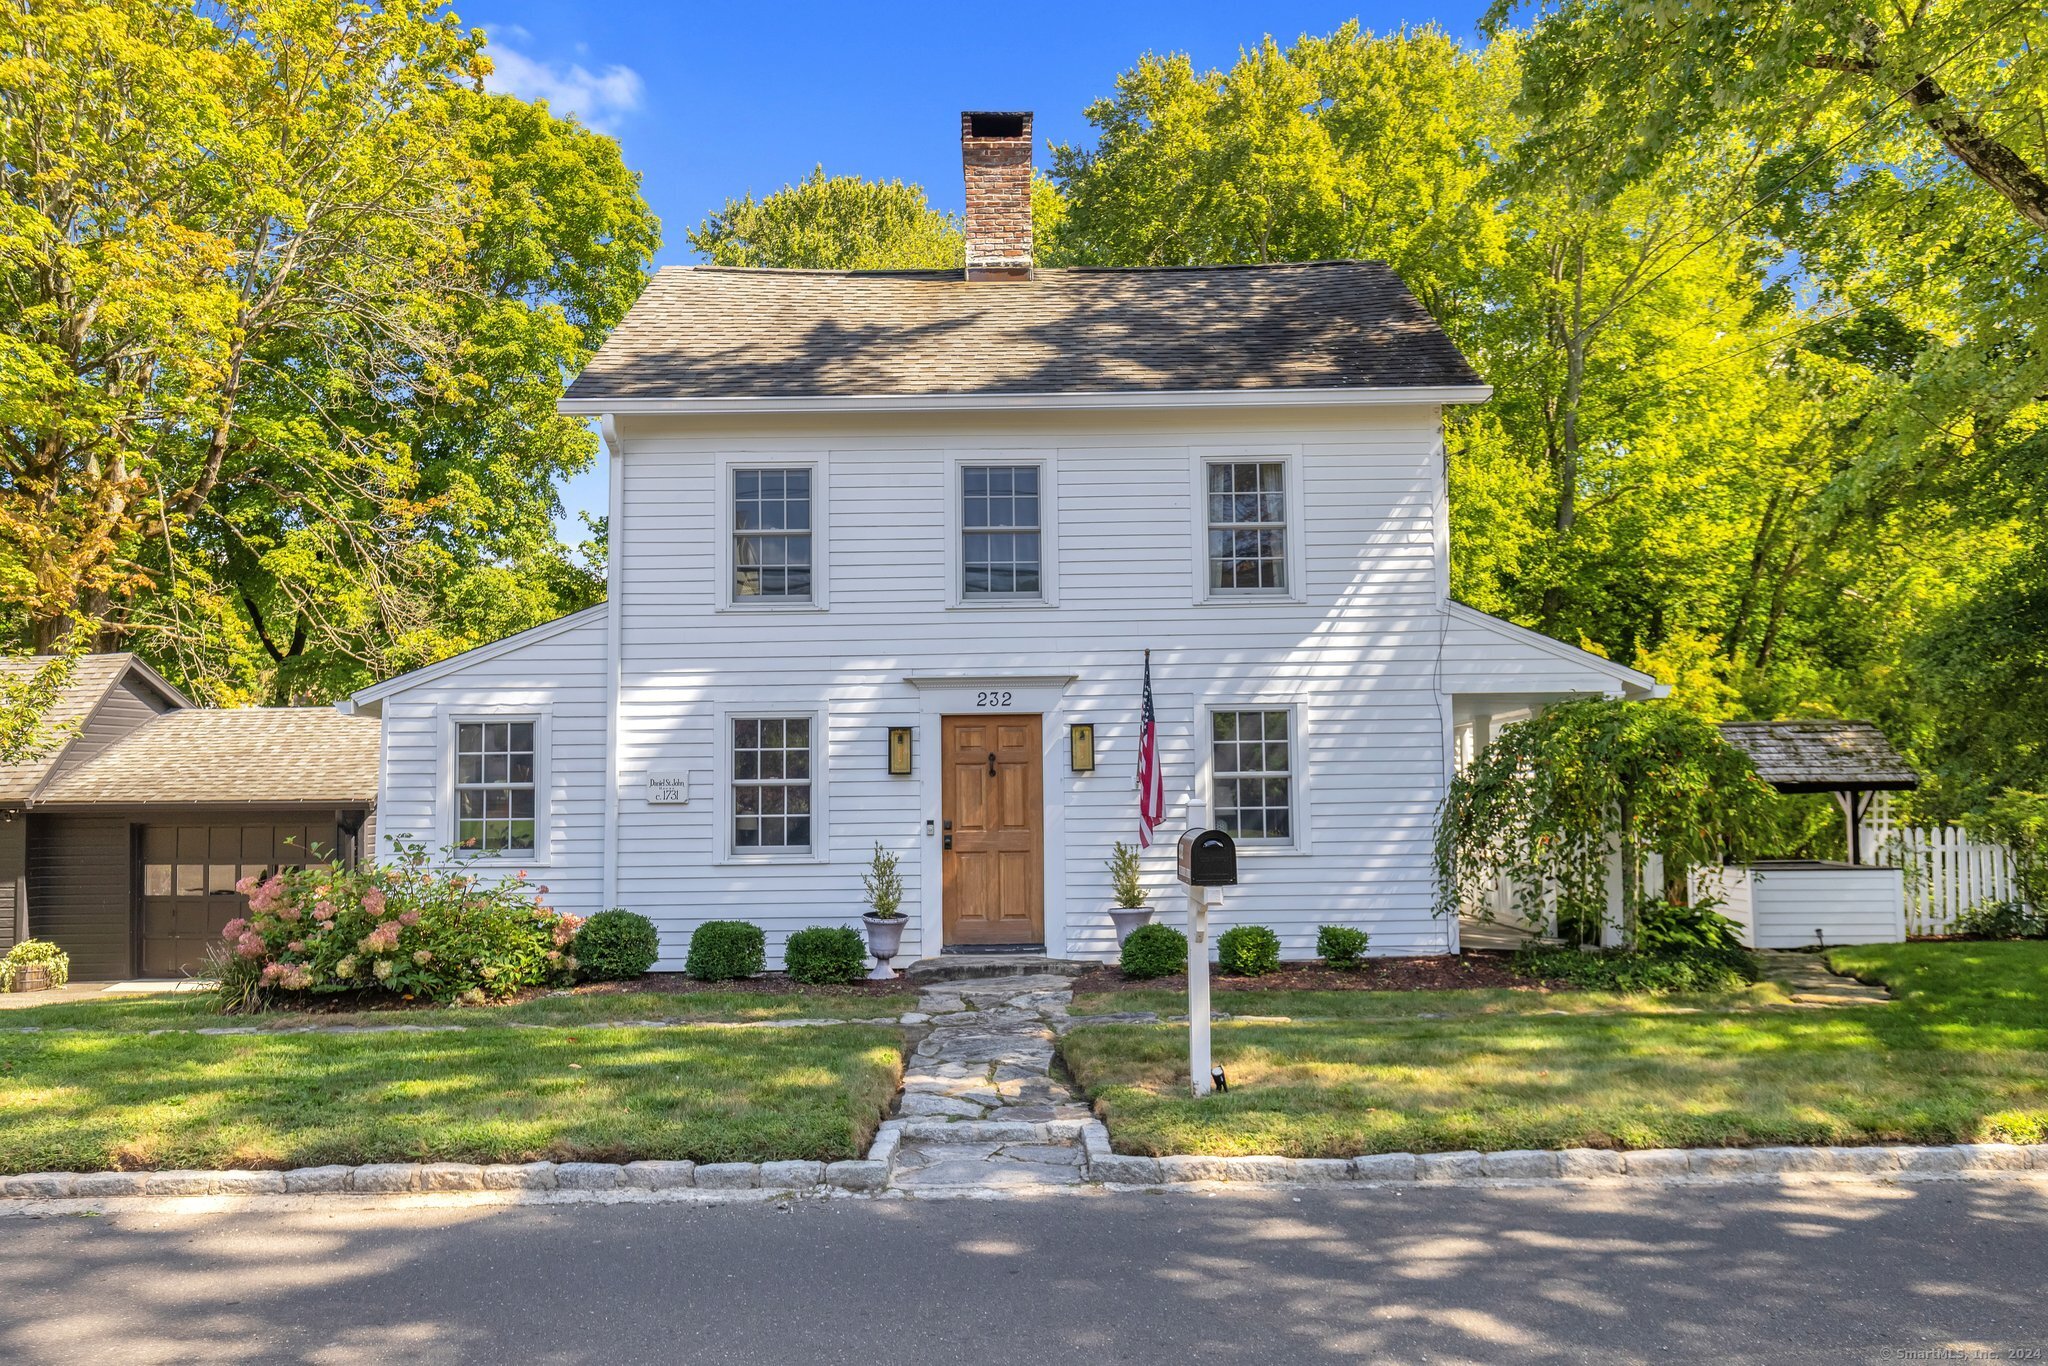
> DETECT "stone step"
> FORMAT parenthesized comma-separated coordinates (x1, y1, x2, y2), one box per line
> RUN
(904, 954, 1094, 984)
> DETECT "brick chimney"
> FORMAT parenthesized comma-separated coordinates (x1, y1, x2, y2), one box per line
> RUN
(961, 111, 1033, 280)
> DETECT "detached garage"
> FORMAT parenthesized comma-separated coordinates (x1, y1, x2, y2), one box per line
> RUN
(1, 655, 378, 980)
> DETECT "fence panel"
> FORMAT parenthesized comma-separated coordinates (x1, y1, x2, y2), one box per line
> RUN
(1862, 821, 2021, 936)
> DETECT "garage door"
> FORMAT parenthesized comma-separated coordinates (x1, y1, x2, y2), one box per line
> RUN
(137, 823, 332, 977)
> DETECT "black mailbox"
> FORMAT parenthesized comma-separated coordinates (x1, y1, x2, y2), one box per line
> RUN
(1176, 828, 1237, 887)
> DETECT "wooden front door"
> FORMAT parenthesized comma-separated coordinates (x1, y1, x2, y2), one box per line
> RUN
(941, 714, 1044, 947)
(136, 822, 330, 977)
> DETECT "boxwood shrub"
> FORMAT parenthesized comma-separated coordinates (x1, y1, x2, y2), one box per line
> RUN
(1120, 923, 1187, 980)
(573, 909, 661, 981)
(784, 926, 868, 984)
(1316, 924, 1370, 968)
(685, 920, 766, 981)
(1217, 924, 1281, 976)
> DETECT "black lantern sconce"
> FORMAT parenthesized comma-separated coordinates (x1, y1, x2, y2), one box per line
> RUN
(1069, 723, 1096, 774)
(887, 726, 914, 776)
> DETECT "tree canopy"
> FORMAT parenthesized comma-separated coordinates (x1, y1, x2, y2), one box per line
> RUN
(0, 0, 658, 703)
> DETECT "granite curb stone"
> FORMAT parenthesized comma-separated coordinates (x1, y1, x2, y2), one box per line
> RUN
(483, 1162, 558, 1190)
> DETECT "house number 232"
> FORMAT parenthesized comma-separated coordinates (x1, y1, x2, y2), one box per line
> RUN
(975, 690, 1014, 708)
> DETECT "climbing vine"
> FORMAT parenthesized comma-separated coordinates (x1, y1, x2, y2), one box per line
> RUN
(1435, 699, 1780, 945)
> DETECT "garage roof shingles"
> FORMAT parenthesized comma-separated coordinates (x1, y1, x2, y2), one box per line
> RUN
(0, 654, 169, 802)
(32, 708, 379, 806)
(564, 261, 1484, 402)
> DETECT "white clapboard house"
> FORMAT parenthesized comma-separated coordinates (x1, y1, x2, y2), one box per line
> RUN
(342, 111, 1663, 968)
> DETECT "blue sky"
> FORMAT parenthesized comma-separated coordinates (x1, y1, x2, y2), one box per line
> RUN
(467, 1, 1492, 534)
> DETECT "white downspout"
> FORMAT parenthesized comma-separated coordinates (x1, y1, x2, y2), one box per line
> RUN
(601, 413, 623, 912)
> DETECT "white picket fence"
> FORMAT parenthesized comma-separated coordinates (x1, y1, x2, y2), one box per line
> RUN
(1860, 815, 2022, 936)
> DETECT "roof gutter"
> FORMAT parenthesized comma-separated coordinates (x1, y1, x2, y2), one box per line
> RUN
(558, 384, 1492, 417)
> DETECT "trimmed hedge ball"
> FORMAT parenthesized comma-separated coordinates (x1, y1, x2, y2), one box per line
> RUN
(685, 920, 766, 981)
(784, 926, 869, 984)
(573, 909, 661, 981)
(1120, 923, 1188, 980)
(1217, 925, 1281, 976)
(1316, 924, 1370, 968)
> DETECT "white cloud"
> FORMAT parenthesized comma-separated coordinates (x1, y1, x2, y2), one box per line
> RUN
(484, 43, 644, 133)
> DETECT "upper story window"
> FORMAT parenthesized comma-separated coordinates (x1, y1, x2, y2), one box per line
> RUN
(456, 721, 536, 855)
(733, 467, 813, 601)
(1206, 460, 1288, 595)
(732, 715, 813, 853)
(1211, 708, 1292, 843)
(962, 464, 1041, 599)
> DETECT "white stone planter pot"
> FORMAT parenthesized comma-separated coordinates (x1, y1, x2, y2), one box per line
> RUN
(863, 913, 907, 980)
(1107, 905, 1154, 947)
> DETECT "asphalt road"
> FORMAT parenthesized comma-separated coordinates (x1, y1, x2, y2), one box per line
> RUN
(4, 1180, 2046, 1365)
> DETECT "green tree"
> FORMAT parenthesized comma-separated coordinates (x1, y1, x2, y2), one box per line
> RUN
(0, 0, 657, 702)
(689, 167, 963, 269)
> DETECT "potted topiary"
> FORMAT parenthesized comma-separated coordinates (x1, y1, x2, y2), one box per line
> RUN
(861, 842, 907, 979)
(1105, 840, 1153, 946)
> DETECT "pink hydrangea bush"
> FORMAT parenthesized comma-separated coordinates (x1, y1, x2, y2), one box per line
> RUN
(209, 843, 583, 1013)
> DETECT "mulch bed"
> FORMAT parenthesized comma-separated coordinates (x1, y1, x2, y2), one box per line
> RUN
(570, 971, 913, 999)
(1072, 952, 1563, 995)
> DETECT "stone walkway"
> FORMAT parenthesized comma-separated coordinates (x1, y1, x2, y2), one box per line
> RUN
(1752, 950, 1892, 1006)
(886, 974, 1095, 1193)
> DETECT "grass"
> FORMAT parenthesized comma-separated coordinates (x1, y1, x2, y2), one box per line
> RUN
(1061, 942, 2048, 1158)
(1, 986, 916, 1033)
(0, 1022, 903, 1173)
(1071, 982, 1791, 1021)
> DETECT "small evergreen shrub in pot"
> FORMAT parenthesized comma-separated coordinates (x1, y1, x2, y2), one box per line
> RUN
(686, 920, 766, 981)
(1316, 924, 1370, 968)
(1120, 923, 1187, 980)
(1217, 924, 1281, 976)
(574, 909, 661, 981)
(784, 926, 868, 984)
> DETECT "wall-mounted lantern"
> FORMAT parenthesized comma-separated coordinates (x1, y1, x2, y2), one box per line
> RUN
(1069, 723, 1096, 774)
(887, 726, 914, 776)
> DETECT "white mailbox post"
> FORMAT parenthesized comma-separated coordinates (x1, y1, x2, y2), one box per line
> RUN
(1175, 829, 1237, 1099)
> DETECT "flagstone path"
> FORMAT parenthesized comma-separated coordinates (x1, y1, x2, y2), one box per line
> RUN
(885, 974, 1097, 1193)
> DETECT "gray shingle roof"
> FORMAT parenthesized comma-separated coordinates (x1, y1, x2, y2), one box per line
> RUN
(1719, 721, 1920, 793)
(0, 654, 184, 802)
(31, 708, 379, 806)
(563, 261, 1484, 402)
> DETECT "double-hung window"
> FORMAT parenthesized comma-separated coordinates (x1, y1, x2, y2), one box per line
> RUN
(455, 721, 536, 855)
(962, 464, 1042, 599)
(733, 467, 813, 602)
(1211, 709, 1293, 843)
(1205, 460, 1289, 594)
(732, 716, 813, 853)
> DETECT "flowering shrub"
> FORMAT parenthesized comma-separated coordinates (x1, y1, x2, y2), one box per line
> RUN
(210, 844, 583, 1013)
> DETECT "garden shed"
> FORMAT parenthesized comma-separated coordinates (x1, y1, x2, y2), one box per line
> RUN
(1, 655, 378, 980)
(1707, 720, 1921, 949)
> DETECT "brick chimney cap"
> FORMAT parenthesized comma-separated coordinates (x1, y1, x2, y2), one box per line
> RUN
(963, 111, 1031, 138)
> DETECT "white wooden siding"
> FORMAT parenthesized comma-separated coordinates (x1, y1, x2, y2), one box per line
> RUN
(368, 404, 1647, 968)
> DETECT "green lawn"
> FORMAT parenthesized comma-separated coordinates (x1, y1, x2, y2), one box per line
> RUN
(0, 1022, 902, 1173)
(2, 986, 915, 1033)
(1061, 942, 2048, 1158)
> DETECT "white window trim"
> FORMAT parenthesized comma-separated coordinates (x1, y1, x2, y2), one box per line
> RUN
(1198, 701, 1312, 855)
(715, 455, 830, 612)
(945, 452, 1059, 609)
(441, 705, 553, 868)
(714, 702, 830, 865)
(1190, 447, 1307, 606)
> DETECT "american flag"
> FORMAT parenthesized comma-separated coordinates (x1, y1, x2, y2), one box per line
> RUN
(1136, 650, 1164, 847)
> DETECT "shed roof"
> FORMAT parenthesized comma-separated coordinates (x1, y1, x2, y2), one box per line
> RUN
(30, 708, 379, 807)
(0, 654, 188, 803)
(562, 261, 1484, 404)
(1719, 720, 1919, 794)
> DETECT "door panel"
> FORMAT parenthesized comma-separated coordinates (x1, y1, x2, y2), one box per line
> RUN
(136, 821, 331, 977)
(941, 714, 1044, 947)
